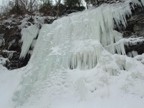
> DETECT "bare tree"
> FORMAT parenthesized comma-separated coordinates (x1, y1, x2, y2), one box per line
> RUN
(29, 0, 37, 12)
(13, 0, 37, 13)
(55, 0, 62, 17)
(64, 0, 82, 8)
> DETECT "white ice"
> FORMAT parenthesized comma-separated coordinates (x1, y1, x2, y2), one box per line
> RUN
(20, 25, 39, 58)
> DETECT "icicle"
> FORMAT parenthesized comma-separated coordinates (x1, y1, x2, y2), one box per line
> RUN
(20, 25, 39, 58)
(69, 40, 102, 70)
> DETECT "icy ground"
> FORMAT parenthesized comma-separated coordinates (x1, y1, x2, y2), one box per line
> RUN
(1, 0, 144, 108)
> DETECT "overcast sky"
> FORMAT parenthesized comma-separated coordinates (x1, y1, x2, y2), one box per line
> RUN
(0, 0, 2, 6)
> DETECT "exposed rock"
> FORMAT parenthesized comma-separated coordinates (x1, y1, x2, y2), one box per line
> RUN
(123, 10, 144, 36)
(122, 8, 144, 56)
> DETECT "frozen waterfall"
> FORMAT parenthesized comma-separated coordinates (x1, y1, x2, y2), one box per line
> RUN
(12, 0, 144, 108)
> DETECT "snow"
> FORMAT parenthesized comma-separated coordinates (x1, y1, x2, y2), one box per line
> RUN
(0, 67, 23, 108)
(0, 57, 8, 65)
(124, 36, 144, 46)
(135, 54, 144, 64)
(1, 0, 144, 108)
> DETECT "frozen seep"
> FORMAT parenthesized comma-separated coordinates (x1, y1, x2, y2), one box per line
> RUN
(20, 25, 39, 58)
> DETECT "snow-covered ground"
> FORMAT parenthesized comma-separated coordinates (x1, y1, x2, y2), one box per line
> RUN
(1, 0, 144, 108)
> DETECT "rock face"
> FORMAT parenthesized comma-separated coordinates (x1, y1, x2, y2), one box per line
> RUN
(133, 13, 144, 36)
(123, 8, 144, 36)
(0, 16, 22, 69)
(122, 8, 144, 56)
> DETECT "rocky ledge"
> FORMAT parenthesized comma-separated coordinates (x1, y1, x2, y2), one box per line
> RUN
(122, 8, 144, 57)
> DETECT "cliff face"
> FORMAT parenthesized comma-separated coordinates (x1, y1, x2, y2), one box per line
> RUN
(0, 3, 144, 69)
(0, 16, 24, 69)
(123, 8, 144, 56)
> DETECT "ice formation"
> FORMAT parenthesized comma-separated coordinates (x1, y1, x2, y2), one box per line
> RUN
(1, 0, 144, 108)
(20, 25, 39, 58)
(135, 53, 144, 64)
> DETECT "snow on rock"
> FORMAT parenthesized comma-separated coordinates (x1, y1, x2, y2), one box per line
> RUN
(123, 36, 144, 56)
(0, 57, 8, 65)
(20, 25, 39, 58)
(19, 15, 55, 29)
(124, 36, 144, 46)
(135, 54, 144, 64)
